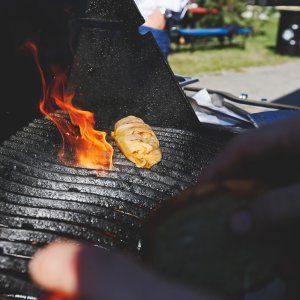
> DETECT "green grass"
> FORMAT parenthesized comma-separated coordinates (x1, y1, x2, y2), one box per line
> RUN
(168, 17, 300, 75)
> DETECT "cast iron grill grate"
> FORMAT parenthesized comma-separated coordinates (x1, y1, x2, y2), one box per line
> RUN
(0, 116, 230, 297)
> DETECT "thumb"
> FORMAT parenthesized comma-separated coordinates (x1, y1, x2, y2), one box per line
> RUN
(29, 241, 154, 300)
(29, 242, 81, 298)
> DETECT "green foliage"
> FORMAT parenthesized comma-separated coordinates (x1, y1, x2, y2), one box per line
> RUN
(222, 0, 247, 26)
(222, 1, 276, 30)
(187, 0, 223, 28)
(185, 0, 275, 30)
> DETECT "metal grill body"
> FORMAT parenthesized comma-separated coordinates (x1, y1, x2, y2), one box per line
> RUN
(0, 0, 236, 297)
(0, 117, 232, 297)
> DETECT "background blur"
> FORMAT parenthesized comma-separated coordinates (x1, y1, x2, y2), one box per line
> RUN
(169, 0, 300, 75)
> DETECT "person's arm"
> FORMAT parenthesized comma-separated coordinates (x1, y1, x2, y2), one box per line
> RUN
(144, 8, 167, 30)
(143, 0, 188, 29)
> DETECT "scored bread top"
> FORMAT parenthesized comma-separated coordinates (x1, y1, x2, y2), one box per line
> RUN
(112, 116, 162, 169)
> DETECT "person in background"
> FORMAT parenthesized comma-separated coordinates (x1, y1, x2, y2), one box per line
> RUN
(135, 0, 189, 58)
(29, 113, 300, 299)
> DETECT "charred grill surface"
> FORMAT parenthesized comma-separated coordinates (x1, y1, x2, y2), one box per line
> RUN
(0, 117, 230, 297)
(1, 0, 234, 297)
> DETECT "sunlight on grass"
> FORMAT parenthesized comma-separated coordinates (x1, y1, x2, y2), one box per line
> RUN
(169, 16, 300, 75)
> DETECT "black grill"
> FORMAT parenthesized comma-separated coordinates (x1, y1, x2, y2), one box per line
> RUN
(0, 116, 231, 297)
(0, 0, 236, 297)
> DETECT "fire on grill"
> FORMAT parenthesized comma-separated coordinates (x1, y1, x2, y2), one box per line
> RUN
(0, 0, 235, 298)
(23, 42, 163, 172)
(24, 41, 114, 170)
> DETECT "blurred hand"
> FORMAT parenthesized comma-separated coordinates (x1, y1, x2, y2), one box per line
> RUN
(230, 182, 300, 290)
(199, 115, 300, 290)
(29, 242, 229, 300)
(202, 113, 300, 186)
(144, 8, 166, 30)
(201, 113, 300, 237)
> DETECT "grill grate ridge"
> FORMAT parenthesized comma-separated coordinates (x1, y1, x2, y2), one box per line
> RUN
(0, 116, 232, 297)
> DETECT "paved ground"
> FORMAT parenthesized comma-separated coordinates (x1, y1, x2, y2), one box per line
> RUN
(189, 60, 300, 105)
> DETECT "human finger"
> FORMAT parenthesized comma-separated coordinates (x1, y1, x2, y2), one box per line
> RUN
(29, 242, 81, 297)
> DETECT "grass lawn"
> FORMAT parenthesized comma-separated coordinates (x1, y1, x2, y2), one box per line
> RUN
(168, 16, 300, 76)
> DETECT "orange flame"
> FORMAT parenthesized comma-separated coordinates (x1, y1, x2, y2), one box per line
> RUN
(23, 41, 113, 169)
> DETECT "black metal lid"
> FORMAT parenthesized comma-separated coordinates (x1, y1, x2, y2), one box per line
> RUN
(70, 0, 200, 131)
